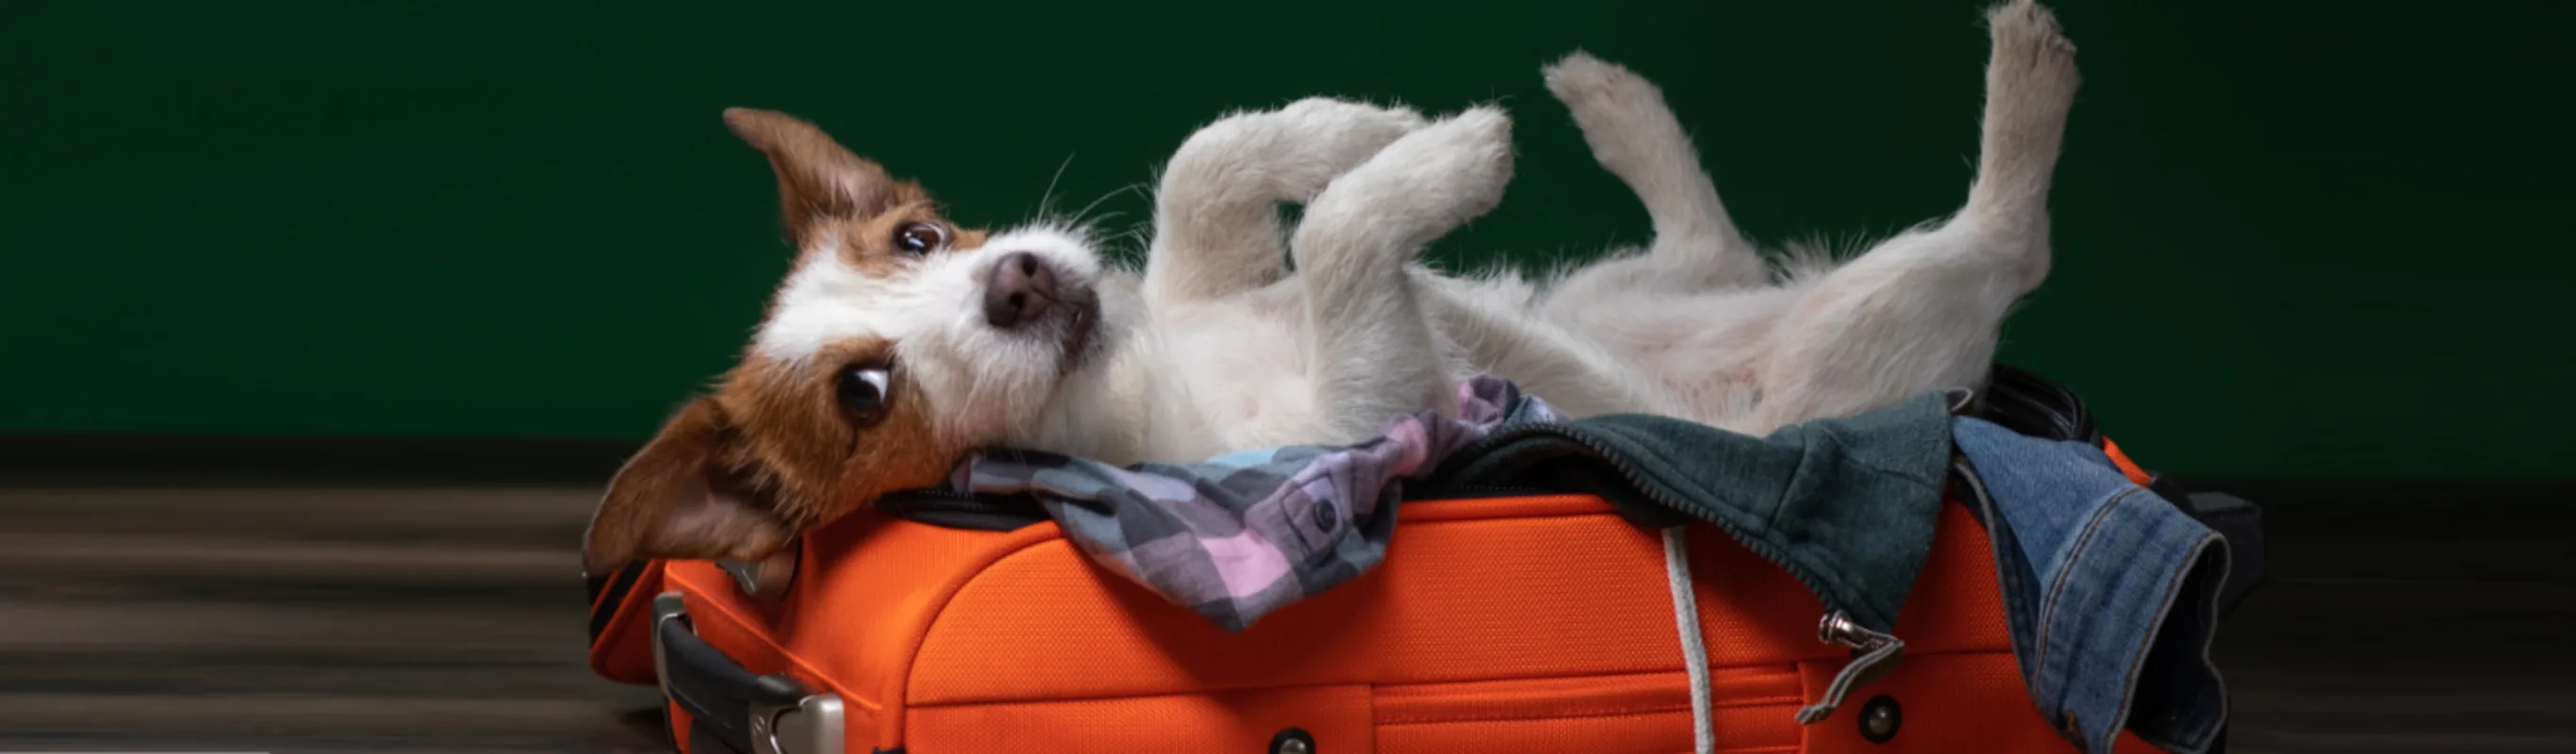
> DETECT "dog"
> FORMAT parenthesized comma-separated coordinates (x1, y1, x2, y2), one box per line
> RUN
(581, 102, 1516, 575)
(582, 0, 2081, 575)
(1415, 0, 2082, 436)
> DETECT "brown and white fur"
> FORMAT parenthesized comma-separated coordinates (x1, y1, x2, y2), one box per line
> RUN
(1417, 0, 2081, 435)
(582, 104, 1516, 574)
(584, 0, 2081, 575)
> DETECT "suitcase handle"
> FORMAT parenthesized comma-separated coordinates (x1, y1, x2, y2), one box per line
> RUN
(652, 592, 847, 754)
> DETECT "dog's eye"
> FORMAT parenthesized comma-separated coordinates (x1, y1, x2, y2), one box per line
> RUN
(836, 363, 893, 426)
(893, 223, 949, 254)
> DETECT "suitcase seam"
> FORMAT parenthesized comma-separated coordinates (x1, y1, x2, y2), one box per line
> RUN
(669, 564, 879, 714)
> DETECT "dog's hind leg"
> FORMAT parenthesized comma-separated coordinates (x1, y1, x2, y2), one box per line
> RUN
(1144, 98, 1428, 308)
(1412, 265, 1679, 419)
(1742, 0, 2079, 434)
(1540, 51, 1767, 305)
(1282, 107, 1517, 444)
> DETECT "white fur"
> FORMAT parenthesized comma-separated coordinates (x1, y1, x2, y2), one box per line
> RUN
(751, 236, 896, 364)
(1008, 103, 1514, 464)
(1417, 0, 2081, 435)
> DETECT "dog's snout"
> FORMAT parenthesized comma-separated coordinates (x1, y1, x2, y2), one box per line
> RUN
(983, 251, 1059, 329)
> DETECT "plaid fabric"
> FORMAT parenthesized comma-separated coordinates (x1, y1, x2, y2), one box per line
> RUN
(943, 376, 1558, 631)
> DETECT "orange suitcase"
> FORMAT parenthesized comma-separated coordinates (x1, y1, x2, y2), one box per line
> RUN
(584, 368, 2251, 754)
(591, 496, 2188, 753)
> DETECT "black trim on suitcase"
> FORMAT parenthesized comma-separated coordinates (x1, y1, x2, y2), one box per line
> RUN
(586, 559, 651, 643)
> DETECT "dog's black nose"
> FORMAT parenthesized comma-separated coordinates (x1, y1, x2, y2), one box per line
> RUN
(983, 251, 1059, 329)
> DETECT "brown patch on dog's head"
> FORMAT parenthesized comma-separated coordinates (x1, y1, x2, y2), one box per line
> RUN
(720, 107, 993, 280)
(582, 108, 990, 575)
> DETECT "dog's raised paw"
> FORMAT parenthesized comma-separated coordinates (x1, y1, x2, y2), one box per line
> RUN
(1168, 96, 1435, 204)
(1985, 0, 2079, 103)
(1278, 96, 1432, 133)
(1353, 106, 1517, 229)
(1275, 96, 1433, 159)
(1543, 51, 1660, 113)
(1987, 0, 2076, 59)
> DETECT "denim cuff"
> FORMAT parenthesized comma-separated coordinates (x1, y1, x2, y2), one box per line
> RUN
(2031, 486, 2233, 754)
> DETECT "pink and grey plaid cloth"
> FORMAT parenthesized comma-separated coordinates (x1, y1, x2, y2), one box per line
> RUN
(939, 376, 1557, 631)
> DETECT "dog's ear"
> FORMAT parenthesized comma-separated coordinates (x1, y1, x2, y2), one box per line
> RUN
(583, 396, 792, 575)
(722, 107, 897, 249)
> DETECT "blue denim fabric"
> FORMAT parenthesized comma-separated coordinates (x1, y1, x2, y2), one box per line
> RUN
(1951, 417, 2232, 754)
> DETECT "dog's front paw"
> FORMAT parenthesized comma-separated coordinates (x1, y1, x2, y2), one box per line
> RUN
(1274, 96, 1432, 142)
(1167, 97, 1428, 203)
(1355, 106, 1516, 228)
(1259, 97, 1433, 197)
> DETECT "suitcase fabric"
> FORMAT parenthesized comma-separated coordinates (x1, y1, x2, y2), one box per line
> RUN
(590, 489, 2171, 753)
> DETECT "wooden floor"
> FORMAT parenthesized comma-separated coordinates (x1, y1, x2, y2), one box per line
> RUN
(1, 485, 2568, 753)
(0, 488, 669, 753)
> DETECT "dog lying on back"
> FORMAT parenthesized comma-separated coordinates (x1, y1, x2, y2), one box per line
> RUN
(1418, 0, 2080, 436)
(584, 0, 2084, 577)
(582, 104, 1517, 575)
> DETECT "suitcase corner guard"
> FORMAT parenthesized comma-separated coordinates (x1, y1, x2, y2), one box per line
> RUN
(652, 591, 849, 754)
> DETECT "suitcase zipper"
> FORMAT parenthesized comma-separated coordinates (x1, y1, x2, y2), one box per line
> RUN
(1794, 610, 1907, 724)
(876, 487, 1051, 530)
(1407, 482, 1560, 500)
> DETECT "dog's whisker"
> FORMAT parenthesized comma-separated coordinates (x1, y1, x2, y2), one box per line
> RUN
(1074, 211, 1127, 241)
(1034, 153, 1079, 221)
(1067, 182, 1148, 230)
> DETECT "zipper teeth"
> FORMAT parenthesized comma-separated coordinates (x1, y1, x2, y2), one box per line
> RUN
(1455, 425, 1853, 623)
(1412, 483, 1560, 500)
(882, 488, 1039, 516)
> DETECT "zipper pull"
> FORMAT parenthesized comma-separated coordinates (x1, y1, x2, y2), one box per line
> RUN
(1794, 611, 1907, 724)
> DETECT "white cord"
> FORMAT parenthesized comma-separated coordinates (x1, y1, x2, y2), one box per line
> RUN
(1662, 526, 1714, 754)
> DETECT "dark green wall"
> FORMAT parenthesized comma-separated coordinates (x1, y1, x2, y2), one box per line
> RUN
(4, 1, 2567, 479)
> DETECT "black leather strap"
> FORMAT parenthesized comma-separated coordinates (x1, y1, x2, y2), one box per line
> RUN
(1978, 363, 2102, 445)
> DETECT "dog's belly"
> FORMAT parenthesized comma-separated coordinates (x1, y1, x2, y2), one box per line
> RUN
(1143, 293, 1328, 459)
(1547, 287, 1803, 429)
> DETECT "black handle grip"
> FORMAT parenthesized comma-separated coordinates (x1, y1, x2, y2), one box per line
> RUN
(658, 612, 766, 753)
(651, 594, 849, 754)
